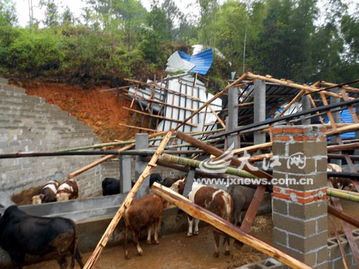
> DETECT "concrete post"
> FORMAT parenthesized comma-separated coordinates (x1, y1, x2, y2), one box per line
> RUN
(254, 80, 266, 145)
(301, 95, 311, 125)
(183, 168, 195, 197)
(227, 87, 239, 149)
(120, 155, 132, 193)
(271, 126, 328, 268)
(135, 133, 149, 197)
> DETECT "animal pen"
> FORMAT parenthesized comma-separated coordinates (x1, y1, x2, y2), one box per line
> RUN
(1, 72, 359, 269)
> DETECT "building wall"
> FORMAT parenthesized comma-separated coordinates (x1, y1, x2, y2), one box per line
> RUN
(0, 78, 119, 206)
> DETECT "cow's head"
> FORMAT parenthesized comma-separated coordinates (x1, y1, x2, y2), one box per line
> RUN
(32, 194, 43, 205)
(56, 192, 71, 201)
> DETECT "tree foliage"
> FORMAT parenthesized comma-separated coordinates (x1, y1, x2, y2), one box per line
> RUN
(0, 0, 358, 86)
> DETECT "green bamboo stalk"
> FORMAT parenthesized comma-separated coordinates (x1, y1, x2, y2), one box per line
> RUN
(160, 153, 257, 179)
(327, 188, 359, 202)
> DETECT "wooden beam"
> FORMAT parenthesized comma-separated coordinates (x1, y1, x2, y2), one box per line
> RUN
(151, 183, 311, 269)
(123, 107, 197, 127)
(83, 131, 173, 269)
(67, 144, 134, 179)
(232, 142, 273, 155)
(328, 205, 359, 228)
(277, 89, 304, 117)
(118, 123, 157, 133)
(246, 72, 345, 99)
(175, 131, 271, 234)
(208, 104, 226, 129)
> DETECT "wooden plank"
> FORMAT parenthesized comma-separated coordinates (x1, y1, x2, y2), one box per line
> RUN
(151, 183, 311, 269)
(83, 131, 173, 269)
(208, 105, 226, 129)
(123, 107, 197, 127)
(319, 92, 337, 129)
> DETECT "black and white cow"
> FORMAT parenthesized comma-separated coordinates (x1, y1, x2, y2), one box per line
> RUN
(0, 205, 84, 269)
(32, 180, 59, 205)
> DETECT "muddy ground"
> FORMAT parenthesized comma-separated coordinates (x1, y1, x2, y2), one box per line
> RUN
(26, 216, 271, 269)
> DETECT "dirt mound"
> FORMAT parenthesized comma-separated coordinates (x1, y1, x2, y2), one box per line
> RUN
(19, 81, 141, 142)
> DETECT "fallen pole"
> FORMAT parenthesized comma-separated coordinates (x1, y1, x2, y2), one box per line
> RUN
(151, 182, 311, 269)
(160, 153, 256, 178)
(328, 205, 359, 228)
(327, 188, 359, 202)
(175, 131, 271, 233)
(67, 144, 134, 179)
(83, 131, 173, 269)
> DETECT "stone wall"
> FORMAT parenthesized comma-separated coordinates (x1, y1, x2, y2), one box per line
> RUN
(0, 78, 119, 205)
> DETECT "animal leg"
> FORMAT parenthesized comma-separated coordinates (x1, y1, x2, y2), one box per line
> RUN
(213, 231, 220, 258)
(187, 215, 193, 237)
(154, 220, 160, 244)
(57, 256, 68, 269)
(224, 236, 231, 256)
(132, 231, 143, 256)
(147, 225, 152, 244)
(194, 218, 200, 235)
(75, 248, 84, 268)
(9, 251, 25, 269)
(124, 226, 129, 259)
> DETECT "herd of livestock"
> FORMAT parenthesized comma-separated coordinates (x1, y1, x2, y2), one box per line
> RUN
(0, 162, 356, 268)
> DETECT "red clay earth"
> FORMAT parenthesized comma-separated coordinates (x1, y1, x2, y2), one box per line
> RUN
(19, 81, 141, 142)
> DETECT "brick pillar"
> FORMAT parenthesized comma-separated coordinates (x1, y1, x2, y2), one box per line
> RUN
(271, 126, 328, 268)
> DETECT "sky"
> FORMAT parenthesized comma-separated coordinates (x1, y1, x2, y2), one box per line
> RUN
(14, 0, 358, 27)
(15, 0, 203, 27)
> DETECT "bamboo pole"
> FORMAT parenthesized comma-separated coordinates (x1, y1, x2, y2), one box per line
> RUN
(208, 104, 226, 129)
(326, 123, 359, 136)
(83, 131, 173, 269)
(118, 123, 157, 133)
(67, 144, 134, 179)
(328, 205, 359, 228)
(246, 72, 345, 99)
(232, 142, 273, 154)
(123, 107, 198, 127)
(278, 89, 304, 117)
(327, 188, 359, 202)
(151, 183, 311, 269)
(160, 153, 256, 178)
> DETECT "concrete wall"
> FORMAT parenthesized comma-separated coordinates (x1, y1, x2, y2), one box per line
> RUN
(239, 229, 359, 269)
(0, 78, 119, 205)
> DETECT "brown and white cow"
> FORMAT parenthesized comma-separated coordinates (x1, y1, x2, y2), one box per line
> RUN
(56, 179, 79, 202)
(327, 163, 355, 191)
(32, 180, 59, 205)
(187, 182, 233, 257)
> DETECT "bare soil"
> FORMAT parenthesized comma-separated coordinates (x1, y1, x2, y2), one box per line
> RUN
(25, 216, 272, 269)
(19, 81, 141, 142)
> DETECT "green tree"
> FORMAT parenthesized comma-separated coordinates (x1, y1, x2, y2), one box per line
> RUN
(62, 6, 74, 25)
(0, 0, 16, 26)
(41, 0, 59, 27)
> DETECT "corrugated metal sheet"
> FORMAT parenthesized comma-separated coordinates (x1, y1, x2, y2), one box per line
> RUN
(178, 49, 214, 75)
(165, 51, 196, 74)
